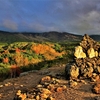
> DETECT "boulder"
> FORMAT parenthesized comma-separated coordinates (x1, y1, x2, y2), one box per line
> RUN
(74, 46, 86, 58)
(65, 63, 79, 80)
(87, 48, 96, 58)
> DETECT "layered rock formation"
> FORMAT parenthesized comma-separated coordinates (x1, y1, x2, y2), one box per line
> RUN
(65, 34, 100, 80)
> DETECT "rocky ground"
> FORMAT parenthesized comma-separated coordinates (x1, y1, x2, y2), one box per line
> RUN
(0, 65, 100, 100)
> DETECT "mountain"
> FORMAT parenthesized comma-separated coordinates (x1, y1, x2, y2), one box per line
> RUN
(1, 30, 100, 43)
(90, 35, 100, 41)
(0, 31, 82, 43)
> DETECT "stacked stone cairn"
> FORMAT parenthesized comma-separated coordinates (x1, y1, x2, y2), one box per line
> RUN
(65, 34, 100, 93)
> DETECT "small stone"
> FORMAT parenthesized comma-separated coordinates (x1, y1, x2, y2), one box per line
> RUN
(91, 74, 99, 82)
(42, 88, 51, 95)
(95, 51, 98, 57)
(0, 93, 2, 97)
(69, 80, 78, 88)
(56, 87, 63, 92)
(4, 83, 9, 86)
(16, 90, 21, 95)
(0, 85, 3, 87)
(8, 82, 12, 85)
(62, 85, 67, 90)
(40, 93, 48, 99)
(80, 80, 87, 84)
(19, 93, 26, 100)
(93, 83, 100, 94)
(41, 76, 51, 83)
(36, 95, 40, 100)
(20, 85, 23, 87)
(47, 84, 55, 91)
(46, 96, 55, 100)
(37, 84, 43, 88)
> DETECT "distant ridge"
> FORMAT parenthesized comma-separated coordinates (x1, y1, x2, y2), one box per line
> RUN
(0, 30, 83, 43)
(90, 35, 100, 41)
(0, 30, 100, 43)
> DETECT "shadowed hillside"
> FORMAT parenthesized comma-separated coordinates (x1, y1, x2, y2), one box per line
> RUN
(90, 35, 100, 41)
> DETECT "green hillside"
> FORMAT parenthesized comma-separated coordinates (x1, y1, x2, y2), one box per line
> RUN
(0, 31, 82, 43)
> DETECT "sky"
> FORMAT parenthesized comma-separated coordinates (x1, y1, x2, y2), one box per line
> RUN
(0, 0, 100, 35)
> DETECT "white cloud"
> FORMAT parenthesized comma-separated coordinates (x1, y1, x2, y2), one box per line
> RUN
(2, 19, 18, 31)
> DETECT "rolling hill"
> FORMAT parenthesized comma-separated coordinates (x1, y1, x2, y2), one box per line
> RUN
(0, 31, 82, 43)
(90, 35, 100, 41)
(0, 30, 100, 43)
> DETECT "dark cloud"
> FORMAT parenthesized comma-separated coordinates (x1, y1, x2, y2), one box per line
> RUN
(0, 0, 100, 34)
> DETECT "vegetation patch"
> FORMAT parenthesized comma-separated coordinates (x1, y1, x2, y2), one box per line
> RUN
(0, 41, 79, 81)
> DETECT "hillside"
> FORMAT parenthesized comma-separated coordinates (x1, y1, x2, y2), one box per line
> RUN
(90, 35, 100, 41)
(0, 31, 82, 43)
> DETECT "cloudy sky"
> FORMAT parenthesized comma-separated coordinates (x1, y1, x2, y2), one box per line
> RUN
(0, 0, 100, 35)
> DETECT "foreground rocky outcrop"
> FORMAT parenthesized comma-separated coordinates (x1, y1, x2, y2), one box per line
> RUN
(14, 76, 67, 100)
(65, 34, 100, 94)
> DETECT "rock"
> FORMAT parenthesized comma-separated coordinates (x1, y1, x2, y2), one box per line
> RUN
(91, 73, 99, 82)
(69, 80, 78, 88)
(93, 83, 100, 94)
(47, 84, 55, 91)
(19, 93, 26, 100)
(86, 61, 92, 68)
(87, 48, 96, 58)
(95, 51, 98, 57)
(94, 96, 100, 100)
(70, 64, 79, 79)
(80, 80, 87, 84)
(97, 66, 100, 73)
(74, 46, 86, 58)
(0, 85, 3, 88)
(80, 34, 98, 51)
(56, 87, 63, 92)
(37, 84, 43, 88)
(65, 63, 79, 80)
(41, 76, 51, 83)
(40, 93, 48, 99)
(36, 95, 40, 100)
(20, 72, 29, 77)
(46, 96, 55, 100)
(16, 90, 21, 96)
(41, 88, 51, 95)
